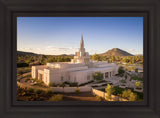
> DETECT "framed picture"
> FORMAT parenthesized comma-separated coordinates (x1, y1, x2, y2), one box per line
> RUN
(16, 17, 144, 103)
(0, 0, 160, 118)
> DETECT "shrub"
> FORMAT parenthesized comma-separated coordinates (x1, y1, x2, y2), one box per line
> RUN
(26, 74, 31, 77)
(46, 89, 54, 96)
(59, 83, 65, 87)
(34, 80, 45, 87)
(75, 87, 80, 94)
(63, 81, 70, 85)
(118, 66, 125, 77)
(130, 75, 143, 81)
(122, 89, 137, 101)
(91, 85, 99, 87)
(95, 96, 102, 101)
(49, 82, 56, 87)
(17, 74, 21, 77)
(18, 68, 24, 75)
(49, 94, 63, 101)
(113, 86, 124, 95)
(17, 62, 29, 67)
(93, 72, 103, 81)
(35, 89, 44, 94)
(79, 80, 94, 86)
(129, 92, 137, 101)
(122, 89, 132, 98)
(27, 87, 34, 93)
(37, 80, 43, 84)
(95, 80, 106, 83)
(101, 83, 108, 86)
(105, 84, 114, 100)
(135, 81, 142, 88)
(24, 68, 31, 72)
(69, 82, 78, 87)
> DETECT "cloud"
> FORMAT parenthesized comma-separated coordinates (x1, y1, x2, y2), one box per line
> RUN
(127, 49, 143, 55)
(128, 49, 136, 52)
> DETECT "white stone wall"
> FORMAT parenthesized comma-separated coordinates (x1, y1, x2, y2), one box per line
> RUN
(49, 70, 70, 84)
(92, 88, 128, 101)
(92, 88, 105, 98)
(43, 69, 50, 85)
(32, 59, 118, 85)
(31, 66, 37, 79)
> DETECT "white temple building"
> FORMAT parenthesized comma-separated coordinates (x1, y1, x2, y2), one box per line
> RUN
(32, 33, 119, 85)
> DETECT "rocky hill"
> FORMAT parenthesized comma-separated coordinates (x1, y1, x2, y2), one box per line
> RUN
(17, 51, 39, 56)
(100, 48, 133, 56)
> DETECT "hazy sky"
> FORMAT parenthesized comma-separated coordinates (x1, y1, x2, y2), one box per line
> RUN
(17, 17, 143, 55)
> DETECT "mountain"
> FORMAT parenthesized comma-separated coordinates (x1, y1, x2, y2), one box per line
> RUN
(18, 48, 133, 57)
(17, 51, 39, 56)
(17, 51, 74, 56)
(100, 48, 134, 56)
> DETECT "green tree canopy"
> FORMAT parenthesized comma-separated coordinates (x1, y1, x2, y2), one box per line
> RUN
(91, 53, 102, 61)
(118, 66, 125, 76)
(105, 84, 114, 100)
(135, 81, 142, 88)
(93, 72, 103, 81)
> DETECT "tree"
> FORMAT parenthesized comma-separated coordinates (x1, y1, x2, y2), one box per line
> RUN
(122, 89, 137, 101)
(122, 89, 132, 98)
(93, 72, 103, 81)
(135, 68, 138, 73)
(105, 84, 114, 100)
(118, 66, 125, 77)
(129, 92, 137, 101)
(75, 87, 80, 94)
(135, 81, 142, 88)
(40, 55, 46, 64)
(49, 94, 63, 101)
(49, 82, 55, 87)
(46, 57, 56, 63)
(91, 53, 102, 61)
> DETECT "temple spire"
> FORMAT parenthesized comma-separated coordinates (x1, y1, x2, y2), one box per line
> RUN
(80, 32, 84, 49)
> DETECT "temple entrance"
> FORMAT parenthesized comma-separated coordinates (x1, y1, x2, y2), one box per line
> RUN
(105, 72, 108, 78)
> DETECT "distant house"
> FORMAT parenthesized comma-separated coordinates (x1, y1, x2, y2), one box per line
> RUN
(32, 33, 119, 85)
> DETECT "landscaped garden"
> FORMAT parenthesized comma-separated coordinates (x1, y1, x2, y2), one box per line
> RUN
(99, 85, 143, 101)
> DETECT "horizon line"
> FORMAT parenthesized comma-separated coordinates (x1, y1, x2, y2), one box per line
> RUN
(17, 49, 143, 56)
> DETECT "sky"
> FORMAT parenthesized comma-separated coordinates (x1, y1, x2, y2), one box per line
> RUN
(17, 17, 143, 55)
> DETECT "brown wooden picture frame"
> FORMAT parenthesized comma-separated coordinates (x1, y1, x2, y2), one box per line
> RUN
(0, 0, 160, 118)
